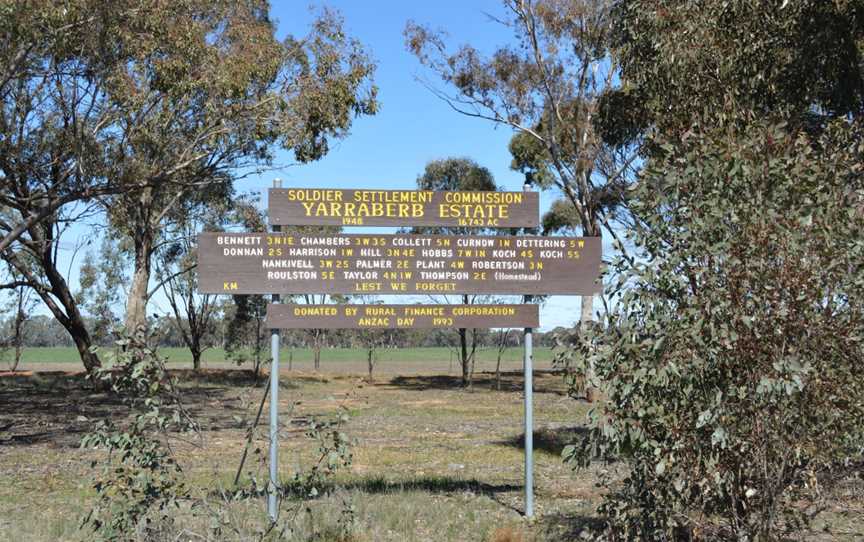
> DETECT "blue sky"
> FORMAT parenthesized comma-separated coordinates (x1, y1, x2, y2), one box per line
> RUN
(259, 1, 534, 195)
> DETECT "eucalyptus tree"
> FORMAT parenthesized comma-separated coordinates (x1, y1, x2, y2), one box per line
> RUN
(605, 0, 864, 140)
(0, 1, 377, 372)
(156, 221, 217, 372)
(406, 0, 640, 334)
(102, 4, 378, 332)
(557, 1, 864, 538)
(0, 2, 128, 253)
(409, 157, 501, 387)
(77, 237, 127, 346)
(351, 296, 392, 381)
(224, 293, 268, 378)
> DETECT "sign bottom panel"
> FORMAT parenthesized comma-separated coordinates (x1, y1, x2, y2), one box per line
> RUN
(265, 304, 539, 329)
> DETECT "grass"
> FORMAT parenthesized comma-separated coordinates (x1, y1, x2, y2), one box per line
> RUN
(0, 345, 555, 367)
(0, 365, 861, 541)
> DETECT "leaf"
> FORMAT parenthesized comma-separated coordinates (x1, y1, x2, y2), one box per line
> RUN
(711, 427, 727, 448)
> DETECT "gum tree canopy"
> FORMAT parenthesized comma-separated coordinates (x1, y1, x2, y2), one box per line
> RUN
(558, 1, 864, 539)
(405, 1, 640, 401)
(0, 1, 377, 372)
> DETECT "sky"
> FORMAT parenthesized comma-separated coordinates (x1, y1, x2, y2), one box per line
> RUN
(53, 1, 599, 331)
(261, 1, 524, 194)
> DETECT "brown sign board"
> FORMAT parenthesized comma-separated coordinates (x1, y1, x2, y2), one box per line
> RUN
(268, 188, 540, 228)
(266, 304, 539, 329)
(197, 232, 601, 296)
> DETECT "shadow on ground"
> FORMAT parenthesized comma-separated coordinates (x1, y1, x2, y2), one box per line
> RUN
(220, 475, 521, 503)
(0, 370, 251, 448)
(0, 369, 360, 448)
(537, 512, 605, 540)
(498, 425, 590, 456)
(386, 370, 569, 395)
(342, 475, 521, 496)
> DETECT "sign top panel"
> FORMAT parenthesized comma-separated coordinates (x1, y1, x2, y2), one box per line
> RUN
(268, 188, 539, 228)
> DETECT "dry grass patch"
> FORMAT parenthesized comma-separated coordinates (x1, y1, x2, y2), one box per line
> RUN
(1, 367, 861, 541)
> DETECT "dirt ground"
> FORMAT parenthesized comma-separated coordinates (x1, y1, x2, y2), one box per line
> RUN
(0, 365, 861, 541)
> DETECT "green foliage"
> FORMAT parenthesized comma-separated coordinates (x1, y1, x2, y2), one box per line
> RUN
(605, 0, 864, 141)
(416, 157, 496, 192)
(2, 0, 379, 357)
(78, 327, 360, 540)
(406, 0, 637, 241)
(80, 330, 195, 540)
(224, 294, 269, 375)
(210, 409, 357, 541)
(293, 416, 355, 500)
(559, 121, 864, 540)
(78, 237, 128, 345)
(411, 156, 498, 237)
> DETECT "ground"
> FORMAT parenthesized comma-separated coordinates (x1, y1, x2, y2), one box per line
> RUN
(0, 348, 862, 541)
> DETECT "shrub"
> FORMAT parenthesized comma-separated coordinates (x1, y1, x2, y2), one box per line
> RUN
(560, 121, 864, 540)
(80, 330, 195, 540)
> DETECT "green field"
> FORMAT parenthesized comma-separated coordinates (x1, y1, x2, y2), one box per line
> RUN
(0, 346, 555, 367)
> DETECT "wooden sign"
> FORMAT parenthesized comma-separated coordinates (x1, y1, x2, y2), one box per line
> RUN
(266, 304, 539, 329)
(197, 232, 601, 295)
(268, 188, 539, 228)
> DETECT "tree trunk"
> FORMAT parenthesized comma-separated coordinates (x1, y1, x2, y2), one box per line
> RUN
(313, 338, 321, 371)
(254, 314, 263, 378)
(582, 294, 597, 402)
(192, 349, 201, 371)
(495, 330, 508, 391)
(12, 343, 22, 372)
(468, 328, 477, 388)
(581, 294, 593, 324)
(11, 292, 25, 372)
(125, 226, 154, 332)
(23, 225, 101, 374)
(367, 347, 374, 381)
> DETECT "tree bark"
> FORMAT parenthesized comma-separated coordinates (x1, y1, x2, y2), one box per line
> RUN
(313, 332, 322, 371)
(468, 328, 477, 387)
(582, 293, 597, 402)
(13, 224, 102, 375)
(367, 347, 374, 381)
(495, 329, 509, 391)
(11, 290, 25, 372)
(125, 226, 155, 332)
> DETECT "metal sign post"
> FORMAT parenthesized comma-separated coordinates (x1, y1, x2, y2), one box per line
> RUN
(522, 178, 534, 519)
(524, 321, 534, 518)
(268, 179, 282, 522)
